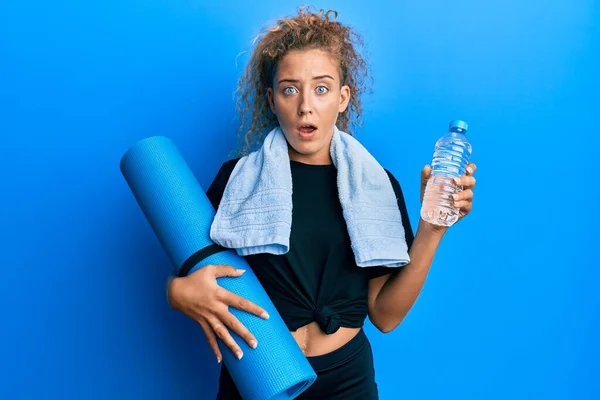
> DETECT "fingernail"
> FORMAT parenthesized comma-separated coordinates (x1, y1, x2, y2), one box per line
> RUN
(237, 269, 246, 274)
(250, 340, 258, 349)
(452, 194, 458, 200)
(467, 166, 473, 173)
(454, 202, 460, 207)
(217, 356, 221, 363)
(236, 351, 243, 360)
(454, 177, 461, 185)
(261, 312, 270, 319)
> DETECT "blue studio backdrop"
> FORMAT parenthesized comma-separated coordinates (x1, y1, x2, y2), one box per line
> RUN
(1, 0, 598, 399)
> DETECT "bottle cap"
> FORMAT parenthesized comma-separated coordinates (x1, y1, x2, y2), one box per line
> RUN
(449, 119, 468, 133)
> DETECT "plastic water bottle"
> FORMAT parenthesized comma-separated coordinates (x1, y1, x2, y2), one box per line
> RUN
(420, 120, 472, 227)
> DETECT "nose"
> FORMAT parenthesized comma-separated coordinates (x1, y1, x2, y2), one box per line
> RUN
(297, 92, 312, 115)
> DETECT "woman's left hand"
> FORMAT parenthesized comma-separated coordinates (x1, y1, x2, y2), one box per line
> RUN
(420, 162, 477, 225)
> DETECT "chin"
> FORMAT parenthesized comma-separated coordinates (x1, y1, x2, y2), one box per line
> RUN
(290, 143, 317, 155)
(290, 141, 331, 162)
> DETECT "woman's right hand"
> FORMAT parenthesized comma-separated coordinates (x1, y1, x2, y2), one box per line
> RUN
(167, 265, 270, 363)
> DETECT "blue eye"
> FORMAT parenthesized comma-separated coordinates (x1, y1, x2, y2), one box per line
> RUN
(316, 86, 328, 94)
(283, 87, 297, 95)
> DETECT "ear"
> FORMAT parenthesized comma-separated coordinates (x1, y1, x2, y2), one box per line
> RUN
(338, 85, 351, 113)
(267, 87, 276, 114)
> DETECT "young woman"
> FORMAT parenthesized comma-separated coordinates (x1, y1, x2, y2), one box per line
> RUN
(167, 7, 476, 399)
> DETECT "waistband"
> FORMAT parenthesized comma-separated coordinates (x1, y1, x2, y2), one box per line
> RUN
(306, 329, 368, 372)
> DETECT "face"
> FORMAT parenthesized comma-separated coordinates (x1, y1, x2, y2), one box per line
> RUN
(267, 48, 351, 165)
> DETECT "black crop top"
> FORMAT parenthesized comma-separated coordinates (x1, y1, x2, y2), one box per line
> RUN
(206, 158, 414, 335)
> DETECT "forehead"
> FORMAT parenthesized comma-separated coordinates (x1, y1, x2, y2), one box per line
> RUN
(276, 49, 340, 79)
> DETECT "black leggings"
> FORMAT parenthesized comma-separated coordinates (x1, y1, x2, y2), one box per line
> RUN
(216, 329, 379, 400)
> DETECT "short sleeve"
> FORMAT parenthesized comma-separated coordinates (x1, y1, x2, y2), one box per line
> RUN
(365, 169, 415, 279)
(205, 158, 241, 210)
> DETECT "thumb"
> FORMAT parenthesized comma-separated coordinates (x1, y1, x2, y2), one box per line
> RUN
(213, 265, 246, 278)
(421, 165, 432, 184)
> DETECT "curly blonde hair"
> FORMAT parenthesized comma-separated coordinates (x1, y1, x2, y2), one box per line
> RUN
(233, 6, 372, 156)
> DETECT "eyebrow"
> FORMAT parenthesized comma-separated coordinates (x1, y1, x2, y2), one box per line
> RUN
(278, 75, 335, 84)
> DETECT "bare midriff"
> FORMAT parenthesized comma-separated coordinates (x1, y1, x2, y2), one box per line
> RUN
(290, 322, 361, 356)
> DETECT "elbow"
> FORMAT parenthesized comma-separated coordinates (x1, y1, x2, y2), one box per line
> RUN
(371, 308, 411, 333)
(369, 303, 409, 333)
(377, 323, 399, 334)
(372, 318, 402, 334)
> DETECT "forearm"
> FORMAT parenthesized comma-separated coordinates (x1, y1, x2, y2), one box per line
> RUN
(371, 219, 446, 332)
(166, 269, 180, 307)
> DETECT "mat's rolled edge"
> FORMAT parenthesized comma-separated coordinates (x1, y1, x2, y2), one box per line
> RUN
(119, 135, 168, 175)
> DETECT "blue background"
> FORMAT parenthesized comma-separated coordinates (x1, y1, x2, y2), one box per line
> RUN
(1, 0, 598, 399)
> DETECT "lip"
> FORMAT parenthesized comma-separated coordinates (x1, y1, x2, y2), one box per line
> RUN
(296, 128, 317, 140)
(296, 124, 318, 139)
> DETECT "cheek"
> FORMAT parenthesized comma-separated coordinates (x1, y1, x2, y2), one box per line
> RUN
(274, 96, 294, 117)
(318, 96, 341, 117)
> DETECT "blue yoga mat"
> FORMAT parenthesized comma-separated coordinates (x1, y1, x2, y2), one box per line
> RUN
(120, 136, 316, 400)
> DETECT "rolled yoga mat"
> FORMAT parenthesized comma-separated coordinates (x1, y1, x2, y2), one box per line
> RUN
(120, 136, 317, 400)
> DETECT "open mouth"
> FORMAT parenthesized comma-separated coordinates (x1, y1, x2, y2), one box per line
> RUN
(298, 124, 317, 134)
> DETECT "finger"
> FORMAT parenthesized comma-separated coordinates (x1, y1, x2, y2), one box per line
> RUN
(454, 200, 473, 214)
(421, 165, 432, 183)
(198, 319, 222, 363)
(454, 175, 476, 189)
(207, 315, 244, 360)
(420, 165, 432, 203)
(216, 305, 258, 350)
(452, 189, 473, 203)
(466, 163, 477, 175)
(213, 265, 247, 278)
(217, 288, 270, 320)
